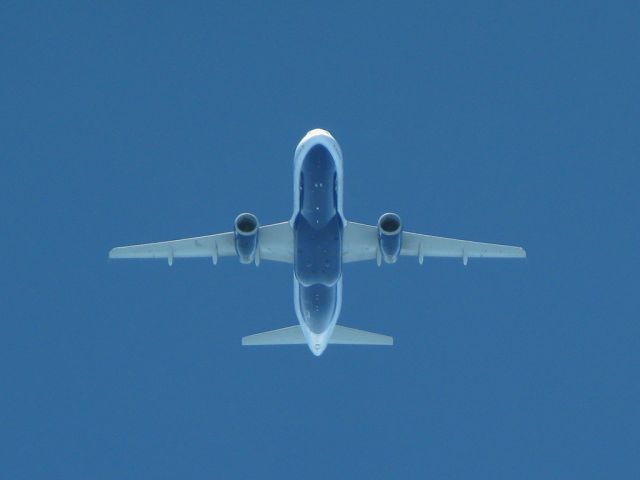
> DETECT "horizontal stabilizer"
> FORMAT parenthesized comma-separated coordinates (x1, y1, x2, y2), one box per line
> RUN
(330, 325, 393, 345)
(241, 325, 393, 347)
(242, 326, 306, 346)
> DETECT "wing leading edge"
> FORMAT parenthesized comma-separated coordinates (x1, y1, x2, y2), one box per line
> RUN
(109, 221, 293, 265)
(343, 221, 526, 265)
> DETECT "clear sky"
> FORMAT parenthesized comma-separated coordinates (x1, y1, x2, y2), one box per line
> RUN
(2, 2, 638, 478)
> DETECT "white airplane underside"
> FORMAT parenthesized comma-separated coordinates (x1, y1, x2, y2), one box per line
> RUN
(109, 129, 526, 356)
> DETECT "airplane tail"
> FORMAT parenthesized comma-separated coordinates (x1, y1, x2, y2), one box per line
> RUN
(241, 325, 393, 346)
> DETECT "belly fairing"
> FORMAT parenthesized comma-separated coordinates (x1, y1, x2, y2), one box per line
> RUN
(294, 214, 342, 286)
(298, 283, 338, 334)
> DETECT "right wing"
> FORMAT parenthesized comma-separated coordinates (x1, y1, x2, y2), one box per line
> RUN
(109, 221, 293, 265)
(343, 222, 526, 265)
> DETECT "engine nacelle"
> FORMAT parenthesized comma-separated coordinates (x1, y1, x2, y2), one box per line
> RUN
(377, 213, 403, 264)
(234, 213, 259, 264)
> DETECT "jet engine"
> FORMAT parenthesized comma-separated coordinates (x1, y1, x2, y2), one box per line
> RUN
(234, 213, 259, 264)
(377, 213, 403, 264)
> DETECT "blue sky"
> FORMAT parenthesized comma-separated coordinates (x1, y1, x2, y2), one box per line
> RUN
(1, 2, 638, 478)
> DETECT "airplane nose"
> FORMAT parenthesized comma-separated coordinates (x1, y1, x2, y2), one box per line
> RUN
(307, 128, 332, 136)
(295, 128, 342, 165)
(302, 128, 334, 143)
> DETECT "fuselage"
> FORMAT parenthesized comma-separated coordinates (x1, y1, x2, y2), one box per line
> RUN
(291, 129, 345, 355)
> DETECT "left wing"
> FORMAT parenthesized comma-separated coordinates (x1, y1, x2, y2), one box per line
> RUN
(343, 221, 526, 265)
(109, 222, 293, 265)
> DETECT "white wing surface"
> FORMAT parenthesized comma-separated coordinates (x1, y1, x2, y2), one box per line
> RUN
(343, 222, 526, 265)
(109, 222, 293, 265)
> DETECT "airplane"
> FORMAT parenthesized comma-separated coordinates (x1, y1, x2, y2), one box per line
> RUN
(109, 129, 526, 356)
